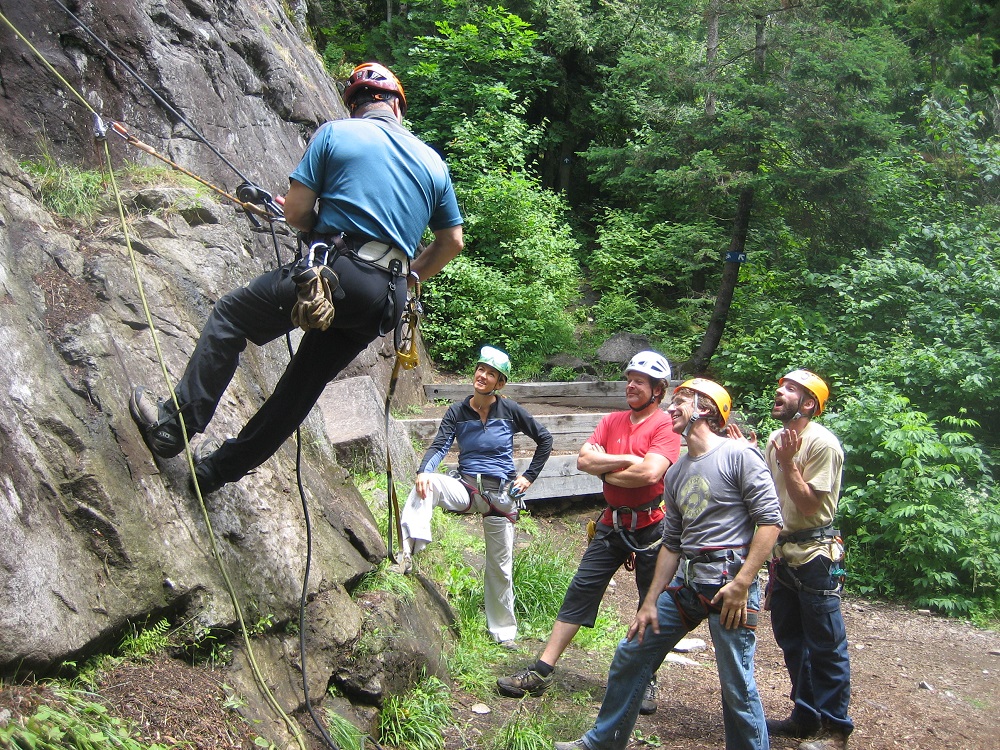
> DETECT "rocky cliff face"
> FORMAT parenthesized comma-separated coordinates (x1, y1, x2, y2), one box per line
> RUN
(0, 1, 444, 744)
(0, 0, 334, 194)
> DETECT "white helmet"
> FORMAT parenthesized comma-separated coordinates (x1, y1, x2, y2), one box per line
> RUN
(625, 351, 671, 381)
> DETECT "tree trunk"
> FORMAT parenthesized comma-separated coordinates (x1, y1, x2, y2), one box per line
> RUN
(683, 187, 754, 375)
(705, 0, 720, 117)
(682, 14, 767, 375)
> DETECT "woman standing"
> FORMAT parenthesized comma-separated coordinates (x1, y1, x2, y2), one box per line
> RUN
(399, 346, 552, 646)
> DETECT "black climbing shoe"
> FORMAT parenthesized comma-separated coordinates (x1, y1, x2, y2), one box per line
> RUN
(129, 386, 185, 458)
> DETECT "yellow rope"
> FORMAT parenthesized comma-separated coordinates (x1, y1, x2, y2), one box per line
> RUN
(0, 9, 307, 747)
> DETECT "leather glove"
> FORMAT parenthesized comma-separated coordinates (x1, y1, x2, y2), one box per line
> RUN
(290, 266, 337, 331)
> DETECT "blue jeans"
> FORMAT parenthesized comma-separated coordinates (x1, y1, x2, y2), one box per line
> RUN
(770, 556, 853, 735)
(583, 578, 768, 750)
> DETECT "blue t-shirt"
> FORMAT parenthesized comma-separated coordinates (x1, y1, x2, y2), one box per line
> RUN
(289, 112, 463, 256)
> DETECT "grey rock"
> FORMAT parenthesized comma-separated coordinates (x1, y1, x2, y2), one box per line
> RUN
(596, 332, 652, 364)
(0, 4, 447, 734)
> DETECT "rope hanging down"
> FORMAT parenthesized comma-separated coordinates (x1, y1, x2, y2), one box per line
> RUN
(384, 286, 423, 563)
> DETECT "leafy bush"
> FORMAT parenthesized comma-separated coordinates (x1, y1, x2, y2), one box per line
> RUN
(420, 169, 580, 375)
(825, 383, 1000, 615)
(119, 618, 171, 660)
(378, 674, 452, 750)
(0, 686, 169, 750)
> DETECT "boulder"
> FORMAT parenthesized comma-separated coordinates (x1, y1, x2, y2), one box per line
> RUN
(596, 332, 652, 364)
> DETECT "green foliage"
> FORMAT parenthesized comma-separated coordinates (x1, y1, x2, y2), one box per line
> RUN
(487, 699, 588, 750)
(420, 171, 580, 374)
(826, 220, 1000, 435)
(378, 674, 453, 750)
(352, 558, 416, 602)
(0, 686, 170, 749)
(323, 709, 367, 750)
(589, 211, 721, 299)
(395, 0, 553, 149)
(119, 618, 171, 660)
(825, 384, 1000, 614)
(20, 151, 107, 223)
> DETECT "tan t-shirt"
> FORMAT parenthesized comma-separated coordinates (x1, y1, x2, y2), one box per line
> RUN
(766, 421, 844, 566)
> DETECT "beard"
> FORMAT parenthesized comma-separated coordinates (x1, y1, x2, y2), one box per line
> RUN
(772, 400, 799, 423)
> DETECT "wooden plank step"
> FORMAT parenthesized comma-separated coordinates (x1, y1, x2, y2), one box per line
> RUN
(402, 412, 603, 453)
(423, 380, 682, 410)
(517, 454, 602, 501)
(424, 381, 626, 410)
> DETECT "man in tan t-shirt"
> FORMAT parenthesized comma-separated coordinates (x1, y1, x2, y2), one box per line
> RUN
(764, 370, 853, 750)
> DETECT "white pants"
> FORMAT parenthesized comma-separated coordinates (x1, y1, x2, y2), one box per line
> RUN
(399, 473, 517, 642)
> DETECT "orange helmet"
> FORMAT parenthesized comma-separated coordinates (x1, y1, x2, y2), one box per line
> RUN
(342, 62, 407, 114)
(675, 378, 732, 427)
(779, 370, 829, 415)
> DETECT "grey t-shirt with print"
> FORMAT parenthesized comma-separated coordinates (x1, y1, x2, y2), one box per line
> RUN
(662, 439, 782, 584)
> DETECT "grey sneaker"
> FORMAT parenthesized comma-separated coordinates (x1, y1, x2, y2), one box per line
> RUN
(639, 676, 658, 715)
(553, 740, 589, 750)
(129, 386, 185, 458)
(497, 666, 553, 698)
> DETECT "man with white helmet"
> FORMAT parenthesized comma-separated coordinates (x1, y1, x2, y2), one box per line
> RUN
(498, 351, 680, 712)
(399, 346, 552, 647)
(554, 378, 782, 750)
(764, 370, 852, 750)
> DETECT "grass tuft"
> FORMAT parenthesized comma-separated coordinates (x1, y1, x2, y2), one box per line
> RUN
(378, 674, 452, 750)
(323, 709, 367, 750)
(0, 685, 170, 749)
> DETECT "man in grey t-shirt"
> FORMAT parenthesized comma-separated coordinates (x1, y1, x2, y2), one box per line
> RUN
(554, 378, 782, 750)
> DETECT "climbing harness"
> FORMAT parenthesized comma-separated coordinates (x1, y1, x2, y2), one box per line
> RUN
(289, 240, 341, 332)
(770, 525, 847, 598)
(777, 523, 837, 545)
(668, 546, 758, 631)
(2, 5, 389, 747)
(447, 471, 527, 522)
(608, 499, 664, 554)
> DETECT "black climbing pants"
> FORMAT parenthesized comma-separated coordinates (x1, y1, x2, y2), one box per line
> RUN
(173, 252, 405, 484)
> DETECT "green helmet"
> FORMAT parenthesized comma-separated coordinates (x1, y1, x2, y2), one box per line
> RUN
(477, 346, 511, 381)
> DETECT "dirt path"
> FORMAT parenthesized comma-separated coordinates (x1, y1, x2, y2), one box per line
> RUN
(448, 511, 1000, 750)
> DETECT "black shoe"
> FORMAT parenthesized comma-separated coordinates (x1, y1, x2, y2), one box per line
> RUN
(639, 676, 658, 715)
(189, 437, 225, 496)
(767, 716, 821, 739)
(496, 667, 553, 698)
(130, 386, 185, 458)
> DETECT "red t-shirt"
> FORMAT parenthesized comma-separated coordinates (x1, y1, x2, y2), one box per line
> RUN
(588, 409, 680, 527)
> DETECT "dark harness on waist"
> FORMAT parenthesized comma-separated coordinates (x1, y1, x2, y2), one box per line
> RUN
(449, 471, 525, 523)
(666, 546, 758, 632)
(296, 232, 409, 336)
(777, 523, 837, 544)
(605, 498, 663, 555)
(770, 524, 845, 597)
